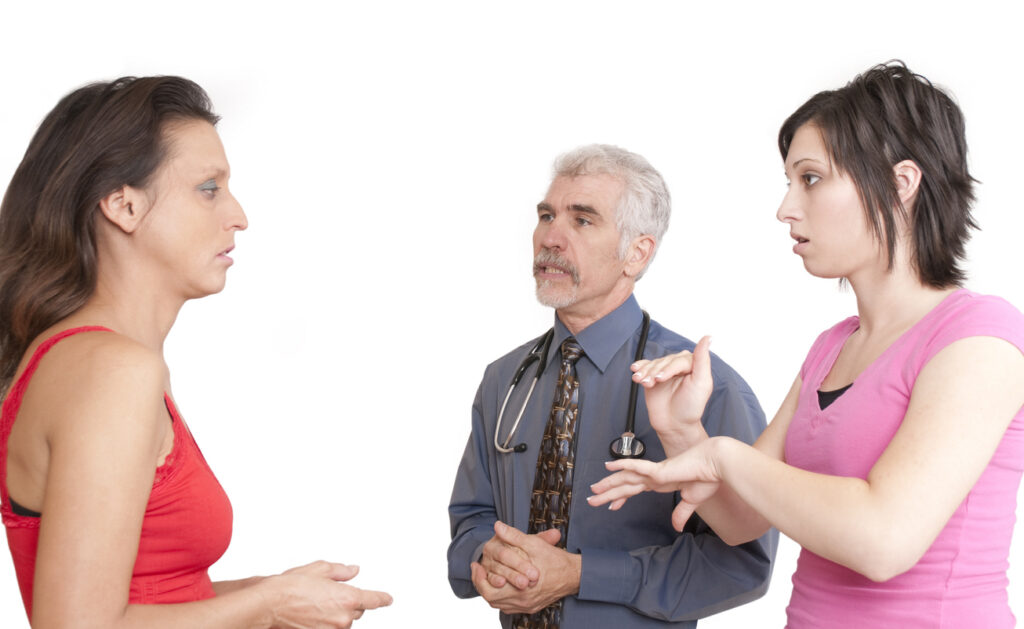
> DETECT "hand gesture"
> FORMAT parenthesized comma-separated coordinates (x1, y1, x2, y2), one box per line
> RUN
(266, 561, 392, 628)
(479, 522, 561, 590)
(471, 522, 581, 615)
(588, 440, 722, 532)
(631, 336, 714, 448)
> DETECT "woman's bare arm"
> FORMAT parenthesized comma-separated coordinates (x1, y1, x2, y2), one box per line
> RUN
(615, 339, 798, 544)
(593, 336, 1024, 581)
(25, 335, 389, 629)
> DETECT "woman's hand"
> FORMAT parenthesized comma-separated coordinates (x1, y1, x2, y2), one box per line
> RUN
(262, 561, 392, 629)
(631, 336, 714, 454)
(589, 438, 724, 532)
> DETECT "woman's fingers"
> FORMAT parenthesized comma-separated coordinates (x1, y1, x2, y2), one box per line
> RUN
(690, 336, 713, 387)
(631, 353, 688, 385)
(589, 460, 674, 508)
(630, 337, 713, 386)
(586, 480, 647, 507)
(284, 560, 359, 582)
(671, 501, 698, 532)
(353, 588, 393, 610)
(631, 349, 708, 388)
(602, 457, 658, 475)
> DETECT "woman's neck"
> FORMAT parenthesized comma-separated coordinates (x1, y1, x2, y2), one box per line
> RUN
(848, 265, 957, 338)
(70, 273, 185, 354)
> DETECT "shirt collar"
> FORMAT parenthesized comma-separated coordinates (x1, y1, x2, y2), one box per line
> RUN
(549, 294, 643, 374)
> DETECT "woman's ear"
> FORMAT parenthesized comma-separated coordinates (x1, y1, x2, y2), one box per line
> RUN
(98, 185, 148, 233)
(893, 159, 922, 209)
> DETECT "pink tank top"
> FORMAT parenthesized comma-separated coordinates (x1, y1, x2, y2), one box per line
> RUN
(1, 327, 233, 619)
(784, 290, 1024, 627)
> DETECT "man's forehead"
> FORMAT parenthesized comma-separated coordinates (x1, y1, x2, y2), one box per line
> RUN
(542, 173, 625, 211)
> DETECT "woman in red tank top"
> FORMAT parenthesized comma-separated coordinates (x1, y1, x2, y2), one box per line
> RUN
(0, 78, 391, 628)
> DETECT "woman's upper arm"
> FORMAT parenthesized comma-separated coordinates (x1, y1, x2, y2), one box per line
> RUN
(752, 375, 802, 461)
(867, 335, 1024, 568)
(31, 338, 168, 628)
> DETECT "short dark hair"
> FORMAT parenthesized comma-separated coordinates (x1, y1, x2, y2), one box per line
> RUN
(0, 76, 218, 391)
(778, 60, 977, 288)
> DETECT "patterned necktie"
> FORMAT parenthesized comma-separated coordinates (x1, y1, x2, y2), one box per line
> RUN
(512, 338, 584, 629)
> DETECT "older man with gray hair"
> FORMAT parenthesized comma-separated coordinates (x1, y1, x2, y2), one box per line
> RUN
(448, 144, 777, 628)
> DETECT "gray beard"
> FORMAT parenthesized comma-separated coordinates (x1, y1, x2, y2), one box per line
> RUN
(535, 279, 578, 309)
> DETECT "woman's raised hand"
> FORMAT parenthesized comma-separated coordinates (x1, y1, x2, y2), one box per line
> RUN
(630, 340, 712, 444)
(589, 439, 724, 532)
(631, 336, 714, 448)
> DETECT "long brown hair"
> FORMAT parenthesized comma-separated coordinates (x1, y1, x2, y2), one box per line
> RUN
(0, 76, 219, 392)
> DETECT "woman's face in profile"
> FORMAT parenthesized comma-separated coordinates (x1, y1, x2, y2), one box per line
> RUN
(776, 123, 881, 280)
(133, 120, 247, 299)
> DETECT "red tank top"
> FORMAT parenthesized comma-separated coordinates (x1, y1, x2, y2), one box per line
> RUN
(1, 327, 233, 618)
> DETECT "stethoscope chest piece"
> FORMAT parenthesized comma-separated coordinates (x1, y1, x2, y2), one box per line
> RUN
(610, 431, 646, 459)
(496, 311, 652, 460)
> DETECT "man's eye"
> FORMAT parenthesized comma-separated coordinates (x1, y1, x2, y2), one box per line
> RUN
(576, 217, 591, 226)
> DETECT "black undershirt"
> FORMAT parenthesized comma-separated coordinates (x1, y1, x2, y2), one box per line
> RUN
(817, 382, 853, 410)
(9, 497, 41, 518)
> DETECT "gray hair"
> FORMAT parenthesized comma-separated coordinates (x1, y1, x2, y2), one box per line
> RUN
(552, 144, 671, 278)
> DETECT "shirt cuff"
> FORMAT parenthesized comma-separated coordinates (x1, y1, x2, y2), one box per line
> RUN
(472, 540, 486, 564)
(577, 547, 633, 604)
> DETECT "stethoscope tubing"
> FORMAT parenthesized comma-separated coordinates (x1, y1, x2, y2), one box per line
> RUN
(624, 311, 651, 435)
(493, 313, 650, 458)
(494, 330, 551, 453)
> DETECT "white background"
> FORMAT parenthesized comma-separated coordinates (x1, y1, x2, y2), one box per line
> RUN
(1, 1, 1022, 627)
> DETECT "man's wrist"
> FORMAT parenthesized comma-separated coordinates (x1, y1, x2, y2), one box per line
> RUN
(565, 552, 582, 596)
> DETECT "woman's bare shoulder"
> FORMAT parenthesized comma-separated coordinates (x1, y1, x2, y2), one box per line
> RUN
(33, 327, 163, 378)
(20, 328, 167, 432)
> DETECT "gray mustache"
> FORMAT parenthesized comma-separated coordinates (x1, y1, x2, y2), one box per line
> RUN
(533, 249, 580, 284)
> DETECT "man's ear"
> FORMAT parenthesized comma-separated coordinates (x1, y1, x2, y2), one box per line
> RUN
(893, 159, 922, 209)
(623, 234, 656, 278)
(98, 185, 148, 233)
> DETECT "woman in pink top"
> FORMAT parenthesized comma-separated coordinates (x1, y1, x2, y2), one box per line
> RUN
(589, 61, 1024, 627)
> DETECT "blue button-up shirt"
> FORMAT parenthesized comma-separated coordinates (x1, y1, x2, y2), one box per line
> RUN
(448, 295, 777, 627)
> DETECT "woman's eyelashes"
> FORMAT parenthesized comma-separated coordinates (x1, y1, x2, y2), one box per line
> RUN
(784, 170, 823, 188)
(198, 179, 220, 198)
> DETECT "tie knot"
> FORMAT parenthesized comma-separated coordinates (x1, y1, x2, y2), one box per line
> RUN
(561, 338, 584, 364)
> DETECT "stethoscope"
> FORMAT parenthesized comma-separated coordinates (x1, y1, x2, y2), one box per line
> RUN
(493, 311, 651, 459)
